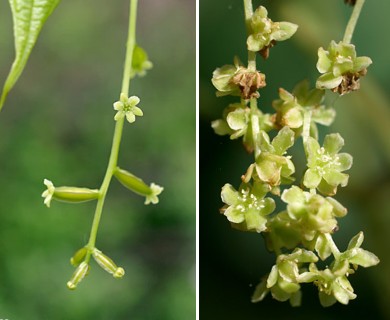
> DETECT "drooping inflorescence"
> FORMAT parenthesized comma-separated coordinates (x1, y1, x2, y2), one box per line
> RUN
(211, 1, 378, 307)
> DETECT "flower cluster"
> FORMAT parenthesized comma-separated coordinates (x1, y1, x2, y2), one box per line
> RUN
(252, 234, 379, 307)
(211, 2, 379, 307)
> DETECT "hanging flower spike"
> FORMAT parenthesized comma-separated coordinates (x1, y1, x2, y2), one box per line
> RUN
(247, 6, 298, 57)
(316, 41, 372, 95)
(113, 93, 143, 123)
(303, 133, 353, 196)
(220, 182, 275, 233)
(42, 179, 100, 208)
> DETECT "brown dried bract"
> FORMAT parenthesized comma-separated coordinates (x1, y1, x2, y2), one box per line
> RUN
(231, 69, 266, 99)
(259, 40, 277, 59)
(332, 69, 367, 95)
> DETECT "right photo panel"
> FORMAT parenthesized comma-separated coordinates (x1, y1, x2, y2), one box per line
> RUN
(200, 0, 390, 319)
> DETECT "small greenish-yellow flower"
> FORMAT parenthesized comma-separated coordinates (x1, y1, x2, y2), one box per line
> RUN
(211, 103, 273, 153)
(42, 179, 55, 207)
(220, 182, 275, 233)
(281, 186, 347, 242)
(113, 93, 143, 123)
(254, 126, 295, 186)
(247, 6, 298, 55)
(114, 167, 163, 205)
(303, 133, 353, 196)
(42, 179, 100, 207)
(299, 232, 380, 306)
(252, 249, 318, 306)
(316, 41, 372, 94)
(145, 183, 164, 205)
(272, 80, 335, 138)
(92, 248, 125, 278)
(67, 261, 90, 290)
(211, 57, 266, 99)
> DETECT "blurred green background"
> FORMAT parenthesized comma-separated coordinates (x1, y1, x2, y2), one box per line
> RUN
(200, 0, 390, 319)
(0, 0, 195, 319)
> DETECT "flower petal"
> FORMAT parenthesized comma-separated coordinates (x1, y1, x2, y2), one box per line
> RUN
(323, 133, 344, 155)
(316, 73, 343, 90)
(125, 112, 136, 123)
(303, 168, 322, 189)
(128, 96, 140, 106)
(221, 184, 239, 206)
(132, 106, 143, 116)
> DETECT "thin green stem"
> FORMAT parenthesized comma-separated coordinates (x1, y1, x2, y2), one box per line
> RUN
(302, 109, 312, 157)
(343, 0, 365, 44)
(243, 0, 256, 72)
(85, 0, 138, 259)
(250, 98, 260, 158)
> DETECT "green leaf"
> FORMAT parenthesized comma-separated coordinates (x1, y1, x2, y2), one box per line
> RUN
(1, 0, 61, 110)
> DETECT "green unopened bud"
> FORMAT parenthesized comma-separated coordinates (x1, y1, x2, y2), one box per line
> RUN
(67, 261, 89, 290)
(114, 167, 163, 205)
(131, 44, 153, 78)
(92, 248, 125, 279)
(70, 247, 88, 267)
(42, 179, 100, 208)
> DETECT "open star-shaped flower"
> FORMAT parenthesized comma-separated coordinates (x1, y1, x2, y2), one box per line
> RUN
(303, 133, 353, 195)
(220, 182, 275, 233)
(113, 93, 143, 123)
(316, 41, 372, 94)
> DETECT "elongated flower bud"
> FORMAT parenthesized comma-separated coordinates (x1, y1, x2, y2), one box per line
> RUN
(114, 167, 163, 205)
(42, 179, 100, 207)
(70, 247, 88, 267)
(67, 261, 89, 290)
(92, 248, 125, 279)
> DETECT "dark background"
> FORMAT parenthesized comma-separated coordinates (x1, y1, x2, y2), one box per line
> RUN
(0, 0, 195, 319)
(200, 0, 390, 319)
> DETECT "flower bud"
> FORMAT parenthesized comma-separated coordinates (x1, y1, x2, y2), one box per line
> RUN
(70, 247, 88, 267)
(114, 167, 163, 205)
(42, 179, 100, 207)
(92, 248, 125, 279)
(67, 261, 89, 290)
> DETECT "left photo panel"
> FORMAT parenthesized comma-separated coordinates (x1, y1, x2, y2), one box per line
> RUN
(0, 0, 196, 319)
